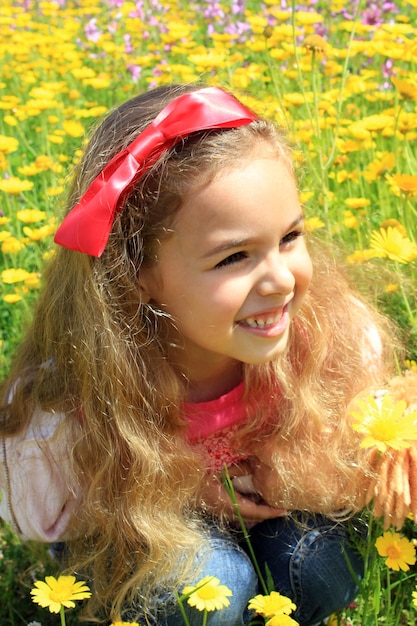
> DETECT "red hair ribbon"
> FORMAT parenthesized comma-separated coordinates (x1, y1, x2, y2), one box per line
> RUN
(54, 87, 257, 257)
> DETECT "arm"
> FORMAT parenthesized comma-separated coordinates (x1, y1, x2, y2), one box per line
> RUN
(246, 434, 372, 515)
(0, 409, 81, 542)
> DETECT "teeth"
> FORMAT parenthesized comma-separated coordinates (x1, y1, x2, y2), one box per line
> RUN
(245, 315, 279, 328)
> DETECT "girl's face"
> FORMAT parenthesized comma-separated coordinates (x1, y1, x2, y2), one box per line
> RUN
(140, 147, 313, 392)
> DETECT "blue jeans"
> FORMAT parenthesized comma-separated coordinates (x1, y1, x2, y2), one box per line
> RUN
(146, 515, 364, 626)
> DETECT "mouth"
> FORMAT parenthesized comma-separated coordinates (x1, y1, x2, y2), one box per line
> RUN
(238, 305, 290, 336)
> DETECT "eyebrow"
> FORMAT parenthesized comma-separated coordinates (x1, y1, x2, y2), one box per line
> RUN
(201, 214, 305, 259)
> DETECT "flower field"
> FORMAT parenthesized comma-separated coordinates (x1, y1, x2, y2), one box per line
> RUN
(0, 0, 417, 624)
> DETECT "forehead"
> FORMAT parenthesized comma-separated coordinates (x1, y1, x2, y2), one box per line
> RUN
(169, 155, 300, 244)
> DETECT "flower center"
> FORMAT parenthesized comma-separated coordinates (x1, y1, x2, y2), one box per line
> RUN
(49, 582, 73, 603)
(386, 545, 401, 559)
(198, 586, 217, 600)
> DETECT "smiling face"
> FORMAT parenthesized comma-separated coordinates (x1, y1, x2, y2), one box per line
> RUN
(140, 144, 313, 396)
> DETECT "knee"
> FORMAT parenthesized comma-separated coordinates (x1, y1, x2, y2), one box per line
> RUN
(289, 523, 364, 625)
(195, 536, 258, 625)
(248, 516, 363, 626)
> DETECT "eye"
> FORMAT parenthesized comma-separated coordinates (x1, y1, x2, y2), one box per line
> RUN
(215, 251, 248, 268)
(280, 229, 304, 247)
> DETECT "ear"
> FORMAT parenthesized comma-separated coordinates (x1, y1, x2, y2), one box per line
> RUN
(138, 268, 155, 304)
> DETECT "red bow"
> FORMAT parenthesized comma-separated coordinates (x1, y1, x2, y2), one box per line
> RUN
(54, 87, 257, 257)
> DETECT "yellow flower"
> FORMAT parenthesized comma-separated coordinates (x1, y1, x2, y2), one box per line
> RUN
(391, 173, 417, 194)
(361, 114, 394, 132)
(30, 575, 91, 614)
(351, 393, 417, 453)
(369, 226, 417, 264)
(0, 177, 34, 194)
(16, 209, 46, 223)
(345, 249, 381, 264)
(380, 219, 406, 236)
(303, 34, 328, 55)
(295, 11, 323, 25)
(0, 230, 12, 241)
(0, 134, 19, 154)
(3, 293, 22, 304)
(304, 216, 324, 231)
(183, 576, 232, 612)
(1, 236, 24, 254)
(392, 77, 417, 100)
(364, 152, 396, 183)
(375, 531, 416, 571)
(248, 591, 296, 618)
(413, 586, 417, 608)
(344, 210, 358, 229)
(24, 272, 40, 290)
(384, 283, 399, 293)
(110, 622, 140, 626)
(63, 120, 85, 138)
(2, 268, 30, 284)
(46, 185, 65, 196)
(344, 197, 371, 209)
(23, 224, 55, 241)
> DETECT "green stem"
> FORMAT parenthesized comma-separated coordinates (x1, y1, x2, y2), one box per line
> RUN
(385, 567, 391, 618)
(174, 590, 192, 626)
(202, 609, 208, 626)
(396, 263, 416, 326)
(324, 0, 363, 171)
(59, 605, 66, 626)
(222, 465, 269, 594)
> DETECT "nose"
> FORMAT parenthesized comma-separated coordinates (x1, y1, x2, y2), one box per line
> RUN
(256, 250, 295, 297)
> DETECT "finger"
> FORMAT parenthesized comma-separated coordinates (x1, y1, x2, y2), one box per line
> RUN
(226, 461, 254, 478)
(231, 493, 286, 523)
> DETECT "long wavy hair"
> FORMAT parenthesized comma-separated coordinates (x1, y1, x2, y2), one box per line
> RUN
(0, 84, 396, 620)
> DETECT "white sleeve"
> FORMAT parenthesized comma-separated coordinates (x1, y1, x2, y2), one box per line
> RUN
(0, 410, 81, 542)
(354, 298, 383, 370)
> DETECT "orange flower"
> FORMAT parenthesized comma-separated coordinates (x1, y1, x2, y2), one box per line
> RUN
(391, 174, 417, 194)
(303, 34, 328, 55)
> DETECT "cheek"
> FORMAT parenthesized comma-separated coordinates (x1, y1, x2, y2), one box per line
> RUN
(205, 279, 248, 313)
(294, 252, 313, 293)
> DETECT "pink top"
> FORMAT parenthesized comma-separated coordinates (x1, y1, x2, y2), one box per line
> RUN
(183, 382, 252, 471)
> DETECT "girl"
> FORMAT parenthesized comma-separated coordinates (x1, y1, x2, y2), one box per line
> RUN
(0, 84, 394, 626)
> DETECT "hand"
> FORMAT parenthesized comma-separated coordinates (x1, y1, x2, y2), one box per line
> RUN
(198, 463, 286, 524)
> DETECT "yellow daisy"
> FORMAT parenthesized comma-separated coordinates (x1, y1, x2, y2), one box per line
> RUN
(375, 531, 416, 571)
(248, 591, 296, 618)
(30, 575, 91, 614)
(412, 586, 417, 608)
(304, 216, 324, 231)
(391, 173, 417, 194)
(2, 268, 30, 284)
(3, 293, 23, 304)
(392, 77, 417, 100)
(369, 226, 417, 264)
(16, 209, 46, 223)
(344, 197, 371, 209)
(303, 34, 328, 55)
(0, 177, 34, 194)
(183, 576, 232, 612)
(351, 393, 417, 453)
